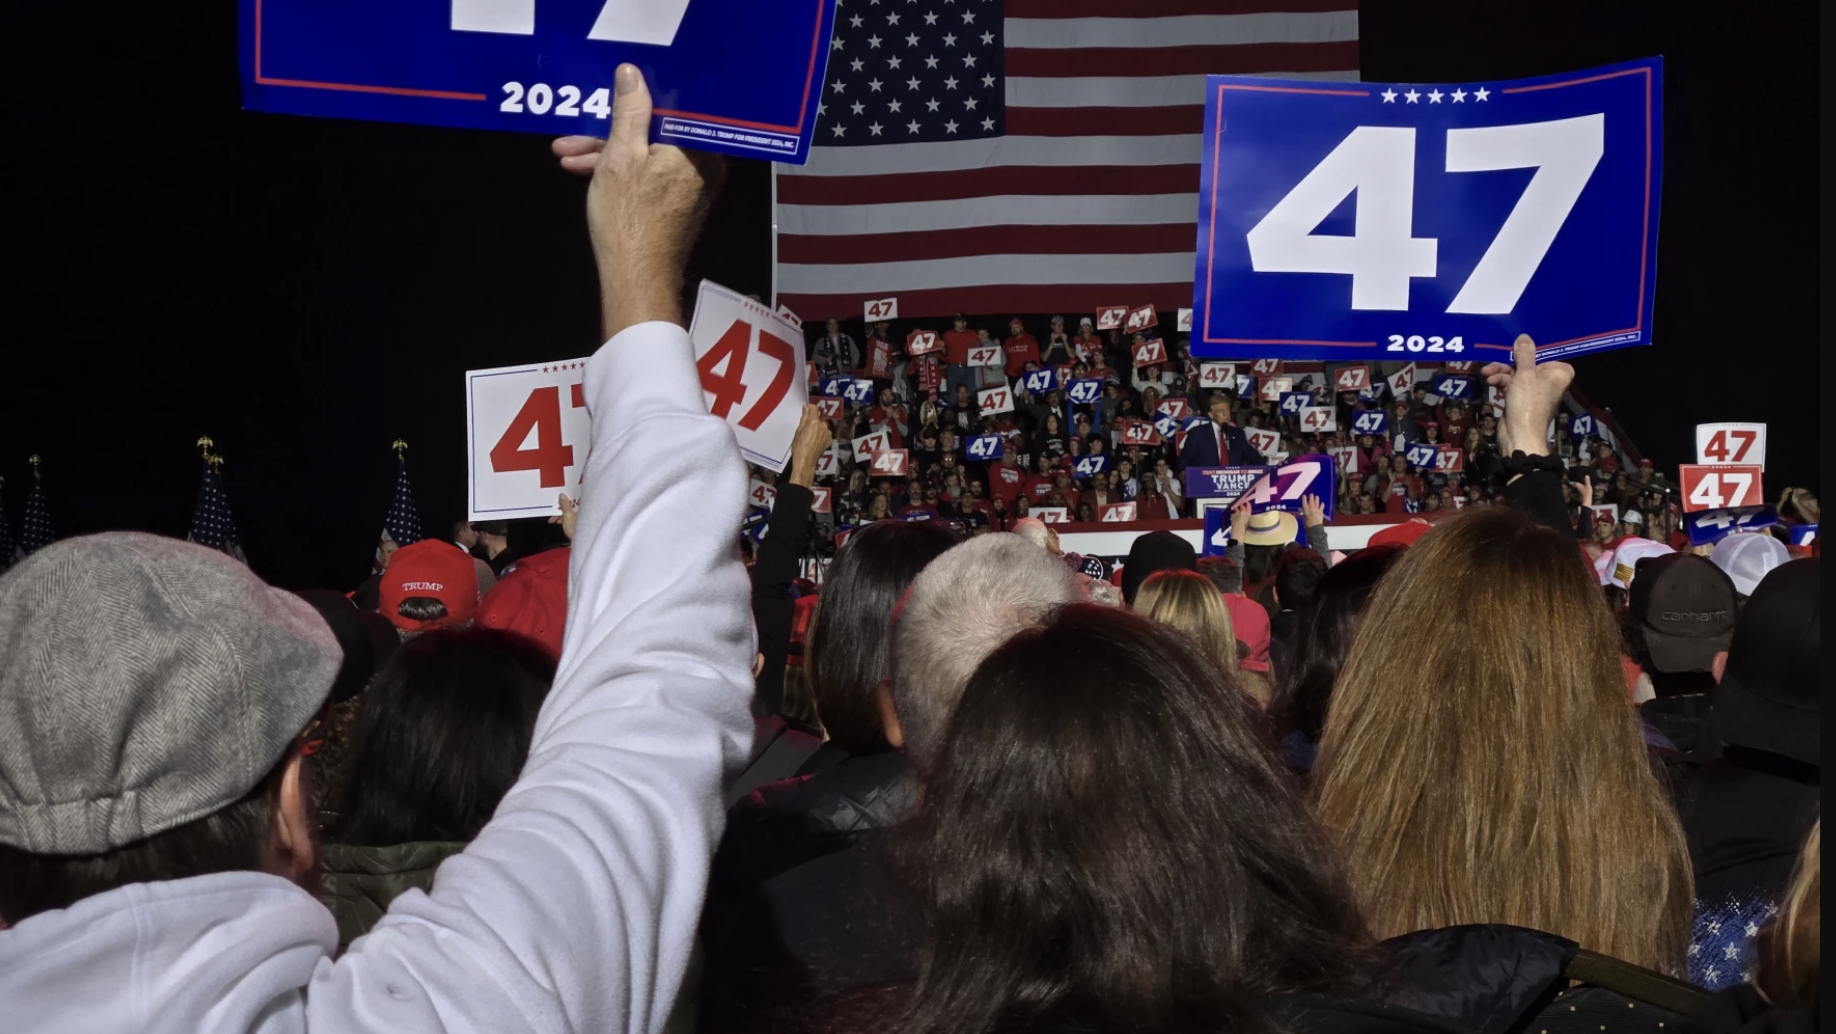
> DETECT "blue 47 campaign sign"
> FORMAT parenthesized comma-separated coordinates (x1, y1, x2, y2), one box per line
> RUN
(1684, 506, 1779, 547)
(965, 434, 1003, 461)
(1193, 58, 1663, 363)
(238, 0, 839, 163)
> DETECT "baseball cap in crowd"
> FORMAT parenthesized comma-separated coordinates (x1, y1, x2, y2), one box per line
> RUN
(1221, 593, 1272, 673)
(1604, 537, 1674, 589)
(380, 539, 481, 633)
(1079, 316, 1094, 327)
(1120, 530, 1197, 604)
(1711, 532, 1792, 598)
(1628, 554, 1738, 673)
(0, 533, 342, 854)
(1238, 510, 1299, 547)
(476, 547, 570, 660)
(1051, 315, 1065, 325)
(1621, 509, 1645, 526)
(1368, 517, 1433, 550)
(1713, 558, 1819, 765)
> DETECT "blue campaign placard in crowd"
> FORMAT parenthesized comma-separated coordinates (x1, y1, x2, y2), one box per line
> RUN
(1184, 465, 1271, 501)
(1570, 412, 1597, 438)
(237, 0, 838, 163)
(1073, 455, 1111, 479)
(1278, 392, 1308, 416)
(1684, 505, 1780, 547)
(1787, 523, 1818, 547)
(1066, 379, 1103, 405)
(1202, 507, 1231, 556)
(965, 434, 1004, 461)
(1350, 410, 1389, 435)
(1192, 58, 1663, 363)
(1403, 442, 1439, 469)
(1021, 369, 1058, 396)
(1430, 375, 1473, 400)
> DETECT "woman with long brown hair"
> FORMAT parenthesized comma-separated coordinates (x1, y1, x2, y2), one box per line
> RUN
(1313, 504, 1693, 974)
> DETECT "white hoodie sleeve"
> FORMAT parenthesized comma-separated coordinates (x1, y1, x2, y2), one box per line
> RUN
(307, 322, 756, 1034)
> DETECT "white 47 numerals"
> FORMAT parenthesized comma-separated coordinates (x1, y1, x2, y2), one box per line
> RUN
(1247, 115, 1605, 313)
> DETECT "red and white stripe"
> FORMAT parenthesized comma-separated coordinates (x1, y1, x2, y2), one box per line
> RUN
(775, 0, 1359, 321)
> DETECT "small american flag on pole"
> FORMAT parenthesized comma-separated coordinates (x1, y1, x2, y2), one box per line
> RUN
(775, 0, 1359, 320)
(0, 477, 14, 573)
(18, 462, 57, 559)
(187, 447, 247, 563)
(376, 442, 422, 574)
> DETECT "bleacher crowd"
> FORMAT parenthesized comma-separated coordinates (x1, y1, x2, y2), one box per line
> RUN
(0, 68, 1819, 1034)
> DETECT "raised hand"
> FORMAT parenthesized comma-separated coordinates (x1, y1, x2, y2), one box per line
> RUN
(1480, 334, 1574, 457)
(552, 64, 724, 338)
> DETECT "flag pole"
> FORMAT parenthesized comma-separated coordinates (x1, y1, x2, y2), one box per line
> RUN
(769, 162, 780, 308)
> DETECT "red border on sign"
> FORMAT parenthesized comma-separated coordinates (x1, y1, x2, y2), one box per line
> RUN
(1201, 67, 1655, 353)
(253, 0, 827, 134)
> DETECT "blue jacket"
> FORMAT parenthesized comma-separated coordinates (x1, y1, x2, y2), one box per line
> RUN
(1179, 419, 1260, 468)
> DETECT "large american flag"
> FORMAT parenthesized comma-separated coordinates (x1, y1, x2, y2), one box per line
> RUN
(776, 0, 1360, 321)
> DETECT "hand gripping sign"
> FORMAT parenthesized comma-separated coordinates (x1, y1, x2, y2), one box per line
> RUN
(1197, 362, 1236, 390)
(965, 434, 1004, 461)
(851, 429, 890, 463)
(1225, 453, 1339, 544)
(467, 356, 593, 520)
(977, 385, 1015, 416)
(1191, 59, 1664, 362)
(1679, 464, 1763, 513)
(1119, 419, 1162, 447)
(966, 344, 1003, 368)
(1695, 422, 1766, 470)
(1350, 409, 1389, 435)
(238, 0, 842, 164)
(691, 281, 810, 469)
(869, 448, 911, 478)
(1021, 369, 1058, 396)
(1299, 406, 1338, 433)
(1684, 505, 1779, 547)
(1333, 365, 1371, 391)
(1132, 338, 1169, 367)
(1099, 502, 1139, 523)
(905, 329, 943, 357)
(1429, 375, 1473, 400)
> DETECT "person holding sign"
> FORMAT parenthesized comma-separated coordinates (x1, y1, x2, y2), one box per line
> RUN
(0, 66, 738, 1034)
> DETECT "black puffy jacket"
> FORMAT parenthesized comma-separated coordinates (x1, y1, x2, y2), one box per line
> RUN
(1372, 925, 1710, 1034)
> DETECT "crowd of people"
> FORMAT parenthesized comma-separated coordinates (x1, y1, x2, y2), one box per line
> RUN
(771, 310, 1731, 556)
(0, 67, 1820, 1034)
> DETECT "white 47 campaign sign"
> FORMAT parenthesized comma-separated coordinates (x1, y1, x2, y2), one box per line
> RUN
(690, 280, 809, 470)
(467, 356, 593, 520)
(863, 296, 898, 321)
(1695, 422, 1766, 471)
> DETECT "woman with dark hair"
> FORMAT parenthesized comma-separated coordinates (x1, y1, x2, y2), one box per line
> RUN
(1273, 545, 1406, 771)
(718, 521, 959, 879)
(855, 605, 1435, 1034)
(322, 627, 556, 950)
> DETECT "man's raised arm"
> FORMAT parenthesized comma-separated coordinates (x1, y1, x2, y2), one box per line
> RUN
(309, 65, 751, 1034)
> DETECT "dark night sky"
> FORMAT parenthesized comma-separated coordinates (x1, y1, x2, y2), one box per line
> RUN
(3, 0, 1819, 589)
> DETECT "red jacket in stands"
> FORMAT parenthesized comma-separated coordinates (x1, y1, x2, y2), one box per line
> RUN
(1003, 333, 1041, 378)
(943, 328, 978, 365)
(990, 462, 1027, 507)
(1022, 474, 1057, 504)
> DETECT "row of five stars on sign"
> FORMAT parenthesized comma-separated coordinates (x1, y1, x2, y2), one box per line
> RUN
(1381, 86, 1492, 103)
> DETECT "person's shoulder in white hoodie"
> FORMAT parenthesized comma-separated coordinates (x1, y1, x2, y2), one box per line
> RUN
(0, 68, 752, 1034)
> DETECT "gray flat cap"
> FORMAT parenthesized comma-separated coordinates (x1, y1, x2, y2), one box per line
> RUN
(0, 533, 341, 854)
